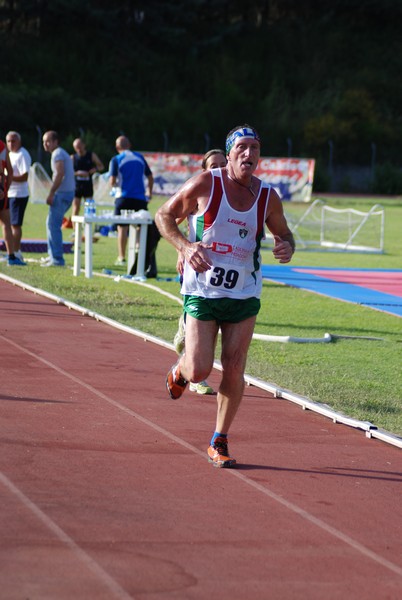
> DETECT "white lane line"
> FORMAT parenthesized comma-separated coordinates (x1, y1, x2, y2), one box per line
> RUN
(0, 470, 135, 599)
(3, 333, 402, 581)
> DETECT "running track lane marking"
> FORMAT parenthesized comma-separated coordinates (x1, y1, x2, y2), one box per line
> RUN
(0, 472, 135, 600)
(2, 333, 402, 581)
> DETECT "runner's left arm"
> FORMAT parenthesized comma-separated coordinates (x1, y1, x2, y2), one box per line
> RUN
(265, 188, 295, 263)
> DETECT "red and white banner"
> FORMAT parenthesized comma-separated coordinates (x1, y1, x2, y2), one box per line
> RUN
(143, 152, 315, 202)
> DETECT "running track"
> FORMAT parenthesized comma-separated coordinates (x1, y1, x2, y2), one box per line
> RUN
(0, 278, 401, 599)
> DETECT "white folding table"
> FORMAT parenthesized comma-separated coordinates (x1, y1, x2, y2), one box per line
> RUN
(72, 213, 153, 279)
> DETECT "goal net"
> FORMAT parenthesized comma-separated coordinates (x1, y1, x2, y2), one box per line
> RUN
(320, 204, 384, 253)
(264, 199, 384, 253)
(92, 172, 114, 206)
(28, 164, 114, 206)
(28, 162, 51, 204)
(284, 198, 325, 250)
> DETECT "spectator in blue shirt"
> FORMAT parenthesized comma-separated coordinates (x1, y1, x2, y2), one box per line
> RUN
(109, 136, 153, 265)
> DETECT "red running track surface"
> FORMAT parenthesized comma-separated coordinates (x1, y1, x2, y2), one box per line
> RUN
(0, 279, 401, 599)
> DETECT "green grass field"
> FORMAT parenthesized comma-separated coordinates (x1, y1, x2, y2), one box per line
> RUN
(2, 195, 402, 437)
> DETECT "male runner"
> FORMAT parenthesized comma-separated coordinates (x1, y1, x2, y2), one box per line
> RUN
(156, 124, 295, 467)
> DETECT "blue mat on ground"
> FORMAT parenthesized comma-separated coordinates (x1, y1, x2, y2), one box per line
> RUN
(261, 265, 402, 318)
(0, 240, 73, 253)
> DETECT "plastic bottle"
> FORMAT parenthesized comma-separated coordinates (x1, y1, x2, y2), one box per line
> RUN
(84, 198, 96, 217)
(84, 199, 91, 217)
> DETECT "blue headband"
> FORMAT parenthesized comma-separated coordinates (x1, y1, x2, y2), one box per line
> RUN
(225, 126, 261, 155)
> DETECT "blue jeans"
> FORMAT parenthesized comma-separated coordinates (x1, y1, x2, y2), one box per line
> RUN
(46, 191, 73, 265)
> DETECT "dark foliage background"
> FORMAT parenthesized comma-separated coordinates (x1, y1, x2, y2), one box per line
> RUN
(1, 0, 401, 191)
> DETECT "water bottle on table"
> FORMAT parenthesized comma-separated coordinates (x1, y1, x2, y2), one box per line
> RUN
(84, 198, 96, 217)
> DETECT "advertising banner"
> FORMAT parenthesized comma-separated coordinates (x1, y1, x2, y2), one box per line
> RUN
(143, 152, 315, 202)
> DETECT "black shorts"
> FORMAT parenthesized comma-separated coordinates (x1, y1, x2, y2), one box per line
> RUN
(9, 196, 29, 226)
(114, 197, 148, 214)
(75, 180, 93, 199)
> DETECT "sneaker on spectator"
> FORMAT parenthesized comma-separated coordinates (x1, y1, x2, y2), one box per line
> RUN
(189, 380, 214, 395)
(62, 217, 73, 229)
(114, 258, 126, 266)
(207, 437, 236, 468)
(40, 256, 52, 264)
(15, 250, 24, 262)
(7, 256, 26, 266)
(166, 361, 188, 399)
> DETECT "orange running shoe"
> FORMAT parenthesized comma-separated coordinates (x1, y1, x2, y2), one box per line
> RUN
(166, 361, 188, 399)
(207, 437, 236, 468)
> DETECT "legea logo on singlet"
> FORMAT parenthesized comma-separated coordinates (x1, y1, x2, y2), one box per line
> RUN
(228, 218, 246, 226)
(211, 242, 233, 254)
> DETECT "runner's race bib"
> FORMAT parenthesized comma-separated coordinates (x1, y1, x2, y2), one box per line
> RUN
(199, 261, 245, 291)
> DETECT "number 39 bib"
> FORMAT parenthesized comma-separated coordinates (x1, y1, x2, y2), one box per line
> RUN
(198, 261, 245, 292)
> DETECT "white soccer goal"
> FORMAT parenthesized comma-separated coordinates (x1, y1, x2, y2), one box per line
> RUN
(284, 198, 325, 250)
(28, 163, 114, 206)
(264, 199, 385, 253)
(28, 162, 51, 204)
(92, 172, 114, 206)
(320, 203, 384, 253)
